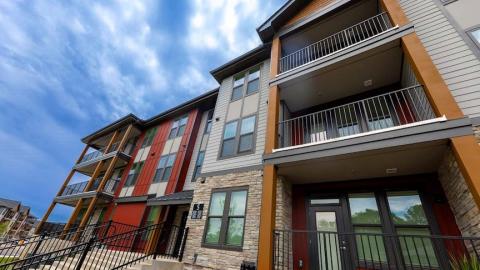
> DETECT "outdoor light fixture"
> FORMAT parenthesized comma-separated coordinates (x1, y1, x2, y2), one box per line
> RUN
(363, 79, 373, 87)
(386, 168, 398, 174)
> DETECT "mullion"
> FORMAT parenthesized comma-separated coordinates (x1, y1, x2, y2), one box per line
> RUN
(219, 191, 232, 246)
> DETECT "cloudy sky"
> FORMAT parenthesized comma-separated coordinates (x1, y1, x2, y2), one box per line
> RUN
(0, 0, 283, 222)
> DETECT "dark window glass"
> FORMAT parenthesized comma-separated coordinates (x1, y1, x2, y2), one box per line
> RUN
(168, 116, 188, 139)
(238, 116, 255, 152)
(205, 110, 214, 134)
(221, 139, 236, 157)
(231, 86, 243, 101)
(152, 156, 168, 183)
(125, 162, 144, 186)
(204, 189, 247, 248)
(246, 68, 260, 95)
(192, 151, 205, 181)
(141, 128, 157, 148)
(161, 154, 176, 181)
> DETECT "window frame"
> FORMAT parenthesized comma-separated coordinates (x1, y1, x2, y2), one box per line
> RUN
(219, 114, 257, 159)
(202, 186, 249, 251)
(141, 128, 158, 148)
(168, 115, 189, 139)
(230, 65, 261, 102)
(467, 25, 480, 50)
(124, 161, 144, 187)
(192, 151, 205, 182)
(152, 153, 176, 183)
(204, 110, 214, 134)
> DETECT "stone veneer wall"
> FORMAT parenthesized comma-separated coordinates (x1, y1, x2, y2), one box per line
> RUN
(183, 170, 263, 270)
(438, 148, 480, 237)
(275, 177, 292, 231)
(473, 126, 480, 143)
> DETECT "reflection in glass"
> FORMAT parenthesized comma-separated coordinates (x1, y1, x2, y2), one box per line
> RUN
(205, 218, 222, 244)
(315, 212, 341, 270)
(349, 193, 381, 224)
(354, 227, 387, 264)
(387, 192, 427, 225)
(226, 218, 245, 246)
(209, 192, 226, 215)
(229, 191, 247, 215)
(397, 228, 438, 267)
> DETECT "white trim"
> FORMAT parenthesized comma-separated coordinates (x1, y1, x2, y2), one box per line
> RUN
(273, 116, 448, 153)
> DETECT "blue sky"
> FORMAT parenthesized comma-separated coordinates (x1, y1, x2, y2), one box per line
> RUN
(0, 0, 283, 222)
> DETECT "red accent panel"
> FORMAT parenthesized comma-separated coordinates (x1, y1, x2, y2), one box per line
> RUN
(111, 203, 146, 227)
(132, 121, 171, 196)
(292, 186, 309, 270)
(165, 109, 201, 195)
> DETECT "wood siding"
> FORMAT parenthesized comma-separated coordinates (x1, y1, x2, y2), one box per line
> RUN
(399, 0, 480, 118)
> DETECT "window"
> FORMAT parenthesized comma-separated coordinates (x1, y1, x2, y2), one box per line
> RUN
(152, 154, 176, 183)
(365, 99, 394, 131)
(231, 75, 244, 101)
(192, 151, 205, 181)
(238, 116, 255, 152)
(336, 105, 360, 136)
(246, 67, 260, 95)
(221, 121, 238, 157)
(386, 191, 437, 268)
(141, 128, 157, 148)
(125, 161, 144, 187)
(467, 27, 480, 49)
(204, 188, 248, 249)
(231, 66, 261, 101)
(348, 193, 387, 264)
(204, 110, 214, 134)
(168, 116, 189, 139)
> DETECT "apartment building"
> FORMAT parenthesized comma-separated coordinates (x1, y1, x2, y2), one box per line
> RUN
(0, 197, 36, 240)
(35, 0, 480, 269)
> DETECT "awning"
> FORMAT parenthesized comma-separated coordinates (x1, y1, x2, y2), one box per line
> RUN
(146, 190, 194, 206)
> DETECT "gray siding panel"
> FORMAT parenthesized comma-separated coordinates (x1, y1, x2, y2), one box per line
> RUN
(399, 0, 480, 118)
(201, 59, 270, 174)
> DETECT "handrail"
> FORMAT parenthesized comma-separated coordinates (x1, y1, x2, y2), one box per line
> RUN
(0, 223, 189, 270)
(274, 229, 480, 270)
(277, 85, 436, 149)
(279, 12, 393, 73)
(59, 178, 120, 197)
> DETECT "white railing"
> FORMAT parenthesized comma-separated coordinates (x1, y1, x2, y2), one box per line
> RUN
(278, 85, 436, 148)
(279, 12, 393, 73)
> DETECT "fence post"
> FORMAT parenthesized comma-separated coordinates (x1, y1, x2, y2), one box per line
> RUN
(178, 227, 189, 262)
(75, 236, 96, 270)
(28, 232, 47, 259)
(103, 220, 113, 239)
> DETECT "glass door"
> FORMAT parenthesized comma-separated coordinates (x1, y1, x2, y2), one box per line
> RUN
(309, 205, 349, 270)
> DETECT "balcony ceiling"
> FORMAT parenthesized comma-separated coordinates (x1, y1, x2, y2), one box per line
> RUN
(280, 39, 403, 112)
(277, 140, 448, 184)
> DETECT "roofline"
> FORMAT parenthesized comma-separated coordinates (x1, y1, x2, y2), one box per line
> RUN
(210, 43, 272, 82)
(81, 88, 219, 144)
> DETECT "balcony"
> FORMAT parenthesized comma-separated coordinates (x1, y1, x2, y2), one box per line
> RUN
(277, 85, 436, 150)
(55, 178, 120, 206)
(74, 143, 131, 175)
(279, 12, 394, 74)
(274, 229, 480, 270)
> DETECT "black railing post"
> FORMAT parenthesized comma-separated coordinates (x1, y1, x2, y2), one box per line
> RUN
(75, 236, 96, 270)
(103, 220, 113, 239)
(29, 232, 47, 258)
(178, 227, 189, 262)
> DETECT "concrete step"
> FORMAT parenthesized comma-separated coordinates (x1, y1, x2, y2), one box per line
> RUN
(127, 258, 183, 270)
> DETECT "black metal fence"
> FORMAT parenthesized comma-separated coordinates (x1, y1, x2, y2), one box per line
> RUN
(274, 229, 480, 270)
(0, 223, 188, 270)
(0, 221, 137, 268)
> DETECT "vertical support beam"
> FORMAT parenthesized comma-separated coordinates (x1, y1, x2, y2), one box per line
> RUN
(74, 125, 133, 240)
(63, 130, 121, 236)
(380, 0, 463, 120)
(451, 136, 480, 208)
(35, 144, 89, 234)
(258, 36, 281, 270)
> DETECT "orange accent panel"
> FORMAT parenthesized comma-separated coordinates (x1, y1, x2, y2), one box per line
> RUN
(401, 33, 464, 119)
(111, 203, 146, 227)
(451, 136, 480, 208)
(285, 0, 336, 27)
(379, 0, 409, 26)
(257, 164, 277, 270)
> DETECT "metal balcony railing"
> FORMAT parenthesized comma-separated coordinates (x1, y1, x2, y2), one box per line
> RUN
(274, 229, 480, 270)
(278, 85, 436, 149)
(279, 12, 394, 73)
(79, 142, 120, 164)
(59, 178, 120, 197)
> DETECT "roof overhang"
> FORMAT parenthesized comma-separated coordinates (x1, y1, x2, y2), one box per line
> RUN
(147, 190, 194, 206)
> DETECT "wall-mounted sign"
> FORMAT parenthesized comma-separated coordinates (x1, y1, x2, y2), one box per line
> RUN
(191, 203, 204, 219)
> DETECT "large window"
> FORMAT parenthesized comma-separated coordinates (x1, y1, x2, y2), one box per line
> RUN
(152, 154, 176, 183)
(141, 128, 157, 148)
(220, 115, 256, 158)
(386, 191, 437, 267)
(230, 66, 261, 101)
(169, 116, 188, 139)
(204, 188, 248, 249)
(192, 151, 205, 181)
(125, 161, 144, 187)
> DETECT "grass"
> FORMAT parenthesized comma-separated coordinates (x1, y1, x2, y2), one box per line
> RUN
(0, 257, 16, 270)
